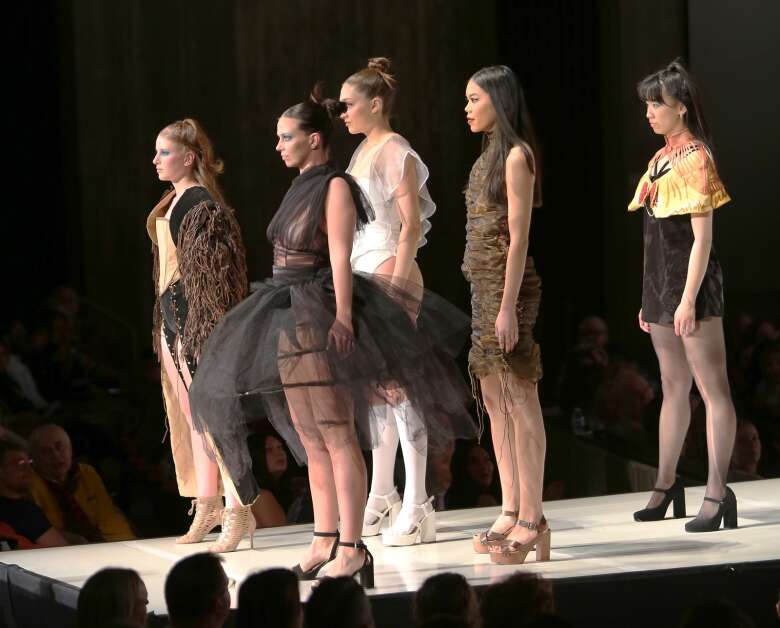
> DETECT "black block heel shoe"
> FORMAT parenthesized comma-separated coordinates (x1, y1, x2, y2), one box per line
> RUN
(292, 531, 339, 580)
(633, 479, 686, 521)
(338, 540, 375, 589)
(685, 486, 738, 533)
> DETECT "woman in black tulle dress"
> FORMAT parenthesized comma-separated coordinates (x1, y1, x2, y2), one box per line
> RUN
(189, 89, 474, 585)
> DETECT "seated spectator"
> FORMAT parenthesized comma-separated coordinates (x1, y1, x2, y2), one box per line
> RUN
(413, 572, 480, 628)
(27, 423, 135, 542)
(426, 440, 454, 511)
(480, 573, 554, 628)
(77, 567, 148, 628)
(250, 432, 310, 525)
(752, 340, 780, 422)
(0, 435, 67, 549)
(729, 419, 763, 480)
(445, 442, 500, 509)
(678, 599, 755, 628)
(557, 316, 611, 417)
(165, 553, 231, 628)
(236, 568, 301, 628)
(0, 339, 48, 415)
(419, 618, 476, 628)
(304, 576, 374, 628)
(592, 361, 655, 446)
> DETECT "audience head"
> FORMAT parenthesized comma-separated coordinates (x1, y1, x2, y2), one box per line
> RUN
(730, 419, 762, 475)
(419, 618, 477, 628)
(480, 573, 554, 628)
(263, 435, 289, 482)
(304, 576, 373, 628)
(77, 568, 148, 628)
(236, 568, 301, 628)
(678, 599, 755, 628)
(0, 435, 34, 496)
(29, 423, 73, 483)
(427, 440, 455, 497)
(414, 572, 480, 628)
(165, 553, 231, 628)
(576, 316, 609, 350)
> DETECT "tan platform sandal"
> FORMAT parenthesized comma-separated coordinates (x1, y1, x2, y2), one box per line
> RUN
(489, 518, 551, 565)
(472, 509, 519, 554)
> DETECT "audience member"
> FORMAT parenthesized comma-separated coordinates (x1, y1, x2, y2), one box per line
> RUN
(557, 316, 612, 417)
(28, 423, 135, 542)
(445, 442, 500, 509)
(480, 573, 554, 628)
(729, 419, 763, 480)
(678, 599, 755, 628)
(592, 361, 655, 445)
(426, 440, 454, 511)
(77, 567, 148, 628)
(251, 432, 311, 525)
(165, 553, 231, 628)
(236, 568, 301, 628)
(0, 435, 67, 549)
(413, 572, 480, 628)
(304, 576, 374, 628)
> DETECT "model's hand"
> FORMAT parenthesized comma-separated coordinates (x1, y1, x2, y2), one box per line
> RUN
(495, 307, 519, 353)
(638, 308, 651, 334)
(327, 317, 355, 355)
(674, 300, 696, 337)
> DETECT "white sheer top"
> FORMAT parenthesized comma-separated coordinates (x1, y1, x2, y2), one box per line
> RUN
(347, 133, 435, 267)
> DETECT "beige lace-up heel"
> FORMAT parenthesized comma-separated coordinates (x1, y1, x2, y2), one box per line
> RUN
(176, 496, 223, 544)
(208, 505, 256, 553)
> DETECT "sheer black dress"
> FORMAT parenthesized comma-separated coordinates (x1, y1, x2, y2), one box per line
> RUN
(189, 164, 475, 505)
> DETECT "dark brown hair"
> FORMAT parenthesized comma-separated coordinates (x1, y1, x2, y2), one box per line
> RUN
(281, 83, 341, 149)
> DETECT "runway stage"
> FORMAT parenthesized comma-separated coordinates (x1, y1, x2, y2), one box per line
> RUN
(2, 479, 779, 627)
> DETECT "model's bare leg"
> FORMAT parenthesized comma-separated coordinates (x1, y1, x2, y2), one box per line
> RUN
(681, 317, 736, 518)
(286, 386, 341, 571)
(480, 372, 520, 534)
(644, 323, 693, 508)
(313, 386, 368, 578)
(501, 376, 546, 546)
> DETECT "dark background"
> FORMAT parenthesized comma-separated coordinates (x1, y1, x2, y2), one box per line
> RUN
(5, 0, 779, 402)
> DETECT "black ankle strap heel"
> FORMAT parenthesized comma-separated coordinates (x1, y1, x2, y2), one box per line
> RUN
(633, 479, 686, 522)
(685, 487, 738, 533)
(292, 531, 340, 580)
(338, 540, 375, 589)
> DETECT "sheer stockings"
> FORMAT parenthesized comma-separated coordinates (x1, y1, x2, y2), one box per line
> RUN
(648, 318, 736, 518)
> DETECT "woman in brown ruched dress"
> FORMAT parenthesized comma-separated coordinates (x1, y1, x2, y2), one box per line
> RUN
(463, 65, 549, 565)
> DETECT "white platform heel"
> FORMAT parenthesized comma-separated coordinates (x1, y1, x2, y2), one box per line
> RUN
(362, 488, 402, 537)
(381, 498, 436, 546)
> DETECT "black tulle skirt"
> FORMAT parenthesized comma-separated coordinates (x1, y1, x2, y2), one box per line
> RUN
(189, 263, 476, 505)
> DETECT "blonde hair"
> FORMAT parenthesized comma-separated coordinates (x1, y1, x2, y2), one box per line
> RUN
(345, 57, 397, 117)
(159, 118, 226, 205)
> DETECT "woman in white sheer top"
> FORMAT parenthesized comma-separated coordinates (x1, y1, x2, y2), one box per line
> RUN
(339, 57, 439, 546)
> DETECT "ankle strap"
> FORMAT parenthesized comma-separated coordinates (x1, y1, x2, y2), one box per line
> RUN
(502, 510, 519, 517)
(338, 540, 367, 549)
(515, 519, 541, 530)
(313, 531, 339, 538)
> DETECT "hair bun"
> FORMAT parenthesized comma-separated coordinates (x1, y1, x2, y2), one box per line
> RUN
(367, 57, 392, 74)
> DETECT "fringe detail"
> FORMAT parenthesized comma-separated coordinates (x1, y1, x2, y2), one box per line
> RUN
(178, 200, 248, 361)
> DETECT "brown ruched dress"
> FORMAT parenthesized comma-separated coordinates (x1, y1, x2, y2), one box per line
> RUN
(462, 149, 543, 390)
